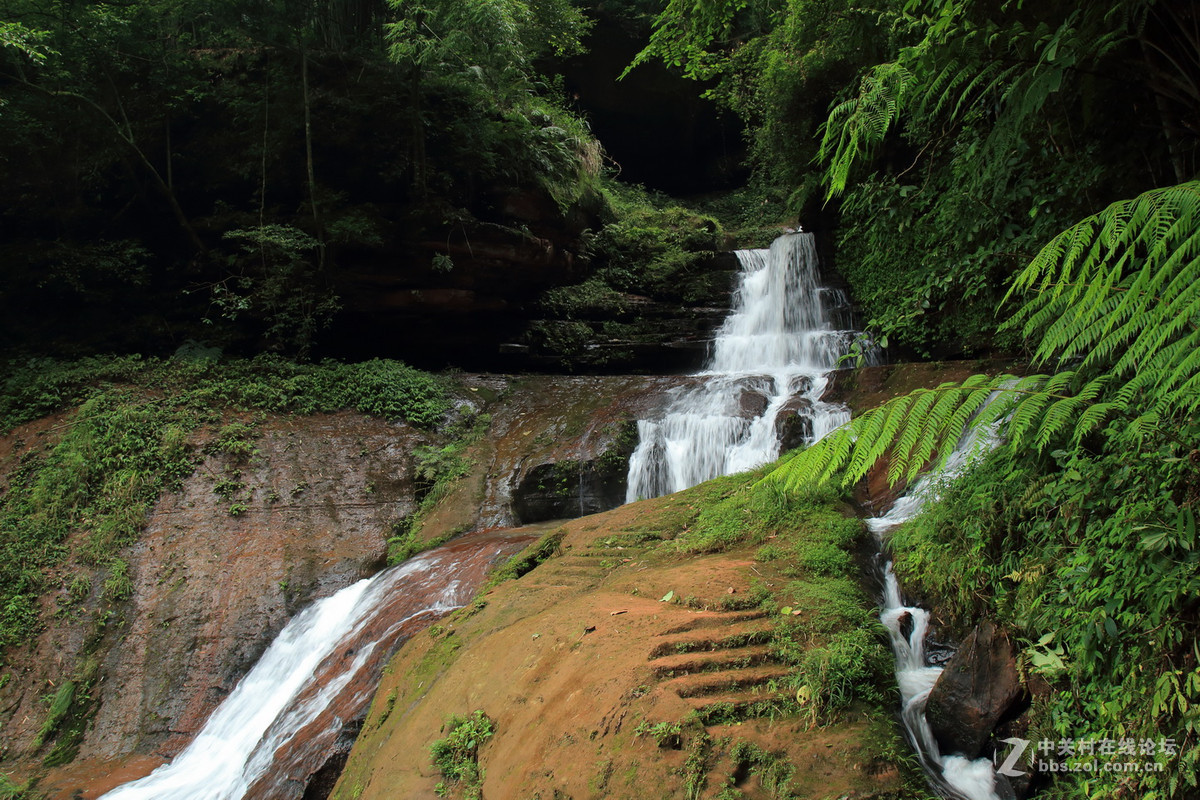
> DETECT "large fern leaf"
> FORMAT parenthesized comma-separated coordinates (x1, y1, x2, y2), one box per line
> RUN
(770, 180, 1200, 492)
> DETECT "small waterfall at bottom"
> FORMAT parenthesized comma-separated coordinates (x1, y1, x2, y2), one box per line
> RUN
(100, 530, 534, 800)
(865, 427, 1006, 800)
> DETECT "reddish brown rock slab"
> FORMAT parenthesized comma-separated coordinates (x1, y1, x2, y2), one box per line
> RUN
(0, 411, 426, 783)
(30, 754, 165, 800)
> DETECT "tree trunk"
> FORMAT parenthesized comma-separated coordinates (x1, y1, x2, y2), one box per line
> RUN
(8, 78, 208, 254)
(300, 44, 327, 269)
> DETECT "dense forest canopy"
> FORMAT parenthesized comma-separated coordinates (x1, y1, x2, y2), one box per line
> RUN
(0, 0, 612, 360)
(631, 0, 1199, 355)
(4, 0, 1196, 365)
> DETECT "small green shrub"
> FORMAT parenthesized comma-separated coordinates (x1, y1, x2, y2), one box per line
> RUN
(787, 627, 891, 721)
(793, 540, 851, 576)
(430, 710, 495, 799)
(0, 772, 27, 799)
(102, 559, 133, 602)
(487, 529, 565, 586)
(33, 680, 75, 748)
(211, 421, 258, 460)
(728, 740, 796, 800)
(633, 719, 682, 748)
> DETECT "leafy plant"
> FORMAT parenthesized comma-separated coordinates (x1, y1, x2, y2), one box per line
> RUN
(102, 559, 133, 602)
(771, 181, 1200, 493)
(770, 181, 1200, 798)
(32, 680, 75, 749)
(429, 709, 495, 799)
(633, 719, 682, 748)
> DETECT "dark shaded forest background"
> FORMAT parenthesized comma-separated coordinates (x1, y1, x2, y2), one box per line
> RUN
(3, 0, 1194, 369)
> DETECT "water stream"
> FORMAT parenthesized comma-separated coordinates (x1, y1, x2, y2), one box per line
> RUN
(100, 530, 533, 800)
(867, 424, 1005, 800)
(624, 232, 1004, 798)
(100, 232, 992, 799)
(625, 232, 868, 500)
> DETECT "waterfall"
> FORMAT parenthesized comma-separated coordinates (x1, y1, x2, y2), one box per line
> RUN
(100, 530, 532, 800)
(867, 424, 1005, 800)
(623, 231, 1004, 799)
(625, 233, 869, 500)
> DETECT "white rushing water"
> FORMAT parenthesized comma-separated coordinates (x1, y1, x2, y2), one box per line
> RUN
(626, 232, 869, 500)
(624, 231, 1006, 799)
(867, 423, 1005, 800)
(100, 545, 493, 800)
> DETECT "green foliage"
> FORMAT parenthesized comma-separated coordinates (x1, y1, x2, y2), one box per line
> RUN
(385, 0, 600, 211)
(537, 278, 628, 319)
(632, 0, 1192, 353)
(0, 772, 26, 799)
(340, 359, 450, 428)
(820, 1, 1184, 352)
(0, 0, 604, 358)
(102, 559, 134, 602)
(727, 740, 796, 799)
(486, 529, 565, 586)
(681, 731, 713, 800)
(0, 19, 52, 63)
(770, 181, 1200, 798)
(32, 680, 75, 749)
(214, 226, 340, 356)
(787, 627, 891, 722)
(430, 709, 495, 799)
(591, 183, 727, 302)
(772, 181, 1200, 494)
(525, 182, 733, 368)
(0, 355, 450, 662)
(819, 60, 913, 199)
(2, 355, 451, 435)
(890, 432, 1199, 799)
(633, 719, 683, 747)
(389, 409, 490, 562)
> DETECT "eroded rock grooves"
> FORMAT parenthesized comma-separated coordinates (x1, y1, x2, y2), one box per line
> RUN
(99, 530, 534, 800)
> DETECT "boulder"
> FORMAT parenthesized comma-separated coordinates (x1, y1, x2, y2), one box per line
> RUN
(511, 451, 631, 526)
(925, 619, 1024, 759)
(737, 389, 770, 418)
(775, 396, 815, 451)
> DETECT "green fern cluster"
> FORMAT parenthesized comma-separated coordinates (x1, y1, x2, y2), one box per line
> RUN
(770, 180, 1200, 492)
(818, 6, 1134, 202)
(819, 61, 913, 199)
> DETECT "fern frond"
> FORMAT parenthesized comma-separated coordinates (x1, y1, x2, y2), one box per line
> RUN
(768, 375, 1040, 491)
(819, 61, 913, 199)
(772, 181, 1200, 495)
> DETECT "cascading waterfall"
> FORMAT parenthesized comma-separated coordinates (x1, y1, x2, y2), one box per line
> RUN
(100, 530, 532, 800)
(624, 231, 1004, 799)
(626, 232, 869, 500)
(867, 424, 1005, 800)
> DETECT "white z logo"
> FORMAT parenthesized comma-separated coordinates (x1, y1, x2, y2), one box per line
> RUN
(996, 737, 1030, 777)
